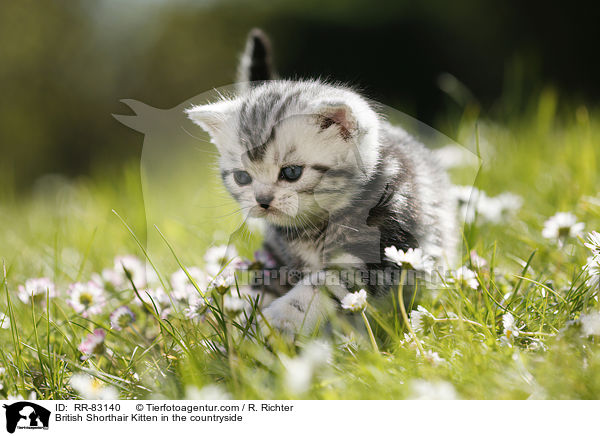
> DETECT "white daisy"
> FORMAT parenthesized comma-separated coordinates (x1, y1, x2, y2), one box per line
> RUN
(410, 380, 458, 400)
(67, 281, 106, 317)
(502, 313, 521, 339)
(301, 340, 333, 367)
(469, 250, 488, 269)
(204, 245, 239, 277)
(453, 186, 522, 224)
(496, 192, 524, 213)
(78, 329, 106, 358)
(170, 267, 207, 301)
(542, 212, 585, 241)
(70, 373, 118, 400)
(580, 311, 600, 336)
(223, 294, 246, 314)
(209, 273, 235, 295)
(418, 349, 446, 366)
(95, 268, 121, 288)
(116, 255, 145, 286)
(401, 332, 426, 351)
(527, 338, 548, 352)
(109, 306, 135, 330)
(455, 188, 479, 224)
(17, 277, 55, 304)
(102, 255, 158, 289)
(410, 305, 434, 334)
(479, 193, 523, 223)
(183, 298, 208, 319)
(448, 266, 479, 290)
(279, 354, 313, 394)
(340, 289, 368, 312)
(279, 340, 332, 395)
(584, 231, 600, 256)
(134, 287, 172, 318)
(384, 246, 434, 272)
(476, 194, 505, 223)
(452, 185, 478, 204)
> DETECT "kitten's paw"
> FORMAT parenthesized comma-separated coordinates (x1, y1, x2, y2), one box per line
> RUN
(259, 284, 328, 337)
(261, 300, 305, 336)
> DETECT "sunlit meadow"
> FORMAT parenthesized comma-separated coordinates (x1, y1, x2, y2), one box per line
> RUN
(1, 90, 599, 400)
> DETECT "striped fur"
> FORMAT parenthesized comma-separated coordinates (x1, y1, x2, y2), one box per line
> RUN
(185, 30, 457, 333)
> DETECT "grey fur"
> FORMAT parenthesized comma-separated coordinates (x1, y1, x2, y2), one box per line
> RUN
(186, 30, 457, 332)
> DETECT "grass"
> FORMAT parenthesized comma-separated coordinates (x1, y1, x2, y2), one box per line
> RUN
(0, 90, 599, 400)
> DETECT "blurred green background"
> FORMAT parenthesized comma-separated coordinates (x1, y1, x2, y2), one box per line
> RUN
(1, 0, 599, 190)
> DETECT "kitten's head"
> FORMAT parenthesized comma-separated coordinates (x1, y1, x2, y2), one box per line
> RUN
(186, 32, 380, 228)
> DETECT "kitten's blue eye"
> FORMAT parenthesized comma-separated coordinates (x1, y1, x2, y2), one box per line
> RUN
(233, 170, 252, 186)
(280, 165, 303, 182)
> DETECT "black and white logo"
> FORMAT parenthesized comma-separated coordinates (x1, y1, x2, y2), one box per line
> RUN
(3, 402, 50, 433)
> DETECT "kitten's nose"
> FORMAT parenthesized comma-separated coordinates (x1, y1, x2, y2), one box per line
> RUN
(256, 195, 273, 209)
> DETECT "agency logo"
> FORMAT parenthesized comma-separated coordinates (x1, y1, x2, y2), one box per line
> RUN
(2, 402, 50, 434)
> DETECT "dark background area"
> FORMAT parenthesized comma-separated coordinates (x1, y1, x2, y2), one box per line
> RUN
(1, 0, 599, 189)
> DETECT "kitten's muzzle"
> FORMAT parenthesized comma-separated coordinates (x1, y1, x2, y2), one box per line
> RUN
(256, 194, 274, 209)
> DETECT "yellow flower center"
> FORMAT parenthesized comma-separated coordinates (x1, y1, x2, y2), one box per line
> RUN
(79, 292, 93, 307)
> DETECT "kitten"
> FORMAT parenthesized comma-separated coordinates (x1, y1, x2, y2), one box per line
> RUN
(186, 29, 457, 333)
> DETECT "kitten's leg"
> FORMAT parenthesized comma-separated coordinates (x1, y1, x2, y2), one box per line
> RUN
(261, 257, 368, 334)
(261, 285, 329, 334)
(261, 272, 342, 334)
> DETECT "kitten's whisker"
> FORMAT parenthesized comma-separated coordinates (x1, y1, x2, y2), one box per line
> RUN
(302, 214, 322, 234)
(304, 209, 361, 234)
(336, 224, 360, 232)
(193, 203, 239, 209)
(180, 125, 214, 144)
(209, 205, 254, 219)
(192, 147, 220, 156)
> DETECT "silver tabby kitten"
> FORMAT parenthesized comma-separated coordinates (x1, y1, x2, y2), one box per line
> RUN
(186, 29, 457, 333)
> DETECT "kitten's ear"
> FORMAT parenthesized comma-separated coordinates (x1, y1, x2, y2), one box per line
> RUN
(237, 28, 276, 88)
(185, 100, 236, 140)
(315, 102, 358, 141)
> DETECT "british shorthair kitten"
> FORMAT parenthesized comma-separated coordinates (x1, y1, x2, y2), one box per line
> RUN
(186, 29, 457, 333)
